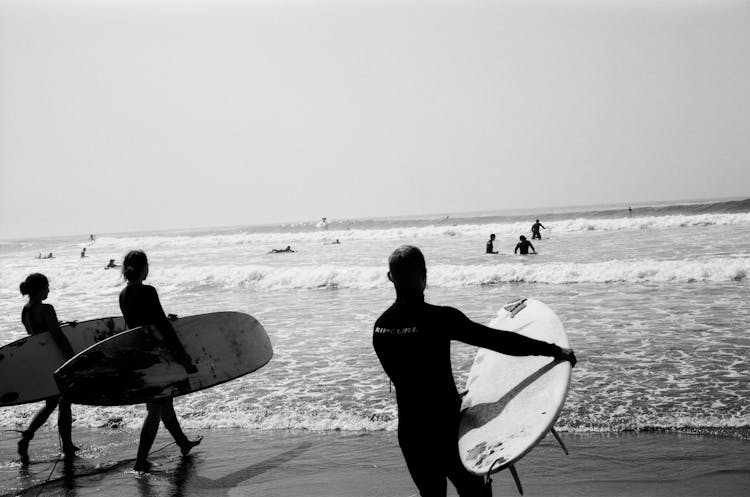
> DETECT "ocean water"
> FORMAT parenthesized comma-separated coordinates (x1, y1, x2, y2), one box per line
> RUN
(1, 199, 749, 438)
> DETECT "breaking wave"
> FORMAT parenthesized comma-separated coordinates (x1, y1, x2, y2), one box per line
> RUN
(153, 257, 749, 290)
(77, 212, 750, 250)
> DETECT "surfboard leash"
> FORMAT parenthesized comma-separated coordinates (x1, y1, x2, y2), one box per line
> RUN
(27, 433, 65, 497)
(484, 459, 500, 495)
(482, 471, 494, 496)
(486, 458, 524, 496)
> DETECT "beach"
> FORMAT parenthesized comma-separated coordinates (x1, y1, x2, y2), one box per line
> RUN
(1, 428, 748, 496)
(1, 199, 749, 495)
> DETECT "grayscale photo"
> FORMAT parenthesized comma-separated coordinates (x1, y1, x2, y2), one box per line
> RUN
(0, 0, 748, 496)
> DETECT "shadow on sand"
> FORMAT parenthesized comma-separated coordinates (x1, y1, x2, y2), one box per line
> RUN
(10, 442, 313, 497)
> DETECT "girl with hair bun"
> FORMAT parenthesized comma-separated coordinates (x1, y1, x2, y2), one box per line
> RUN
(119, 250, 201, 472)
(17, 273, 78, 465)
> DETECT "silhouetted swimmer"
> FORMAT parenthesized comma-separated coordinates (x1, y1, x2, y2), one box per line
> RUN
(486, 234, 498, 254)
(531, 219, 546, 240)
(16, 273, 78, 465)
(80, 248, 87, 258)
(325, 239, 341, 245)
(42, 252, 54, 259)
(269, 246, 295, 253)
(105, 259, 119, 269)
(515, 235, 536, 255)
(119, 250, 201, 472)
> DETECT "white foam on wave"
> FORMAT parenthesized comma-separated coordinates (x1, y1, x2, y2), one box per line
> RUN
(557, 412, 750, 434)
(2, 400, 746, 433)
(136, 257, 750, 290)
(87, 212, 750, 249)
(2, 258, 745, 300)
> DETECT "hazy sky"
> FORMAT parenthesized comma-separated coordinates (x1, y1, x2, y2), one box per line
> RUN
(1, 0, 748, 239)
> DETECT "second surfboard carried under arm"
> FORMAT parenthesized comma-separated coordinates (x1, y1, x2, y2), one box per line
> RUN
(54, 311, 272, 406)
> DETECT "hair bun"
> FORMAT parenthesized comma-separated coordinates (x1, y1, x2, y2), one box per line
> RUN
(19, 273, 48, 296)
(121, 251, 148, 282)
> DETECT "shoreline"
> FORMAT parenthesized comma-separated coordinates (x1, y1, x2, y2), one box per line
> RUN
(1, 428, 748, 496)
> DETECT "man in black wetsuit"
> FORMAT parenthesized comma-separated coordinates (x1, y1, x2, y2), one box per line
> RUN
(485, 234, 498, 254)
(372, 245, 576, 497)
(514, 235, 536, 255)
(531, 219, 545, 240)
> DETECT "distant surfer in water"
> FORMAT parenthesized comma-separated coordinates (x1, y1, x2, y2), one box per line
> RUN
(531, 219, 545, 240)
(119, 251, 201, 472)
(514, 236, 536, 255)
(105, 259, 119, 269)
(485, 234, 498, 254)
(80, 247, 87, 258)
(16, 273, 78, 465)
(269, 246, 295, 253)
(372, 246, 576, 497)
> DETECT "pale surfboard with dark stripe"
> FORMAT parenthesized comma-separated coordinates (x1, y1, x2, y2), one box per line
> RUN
(458, 298, 572, 494)
(54, 312, 272, 406)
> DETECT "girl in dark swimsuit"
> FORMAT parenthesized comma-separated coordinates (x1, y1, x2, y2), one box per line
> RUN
(17, 273, 78, 465)
(119, 251, 201, 472)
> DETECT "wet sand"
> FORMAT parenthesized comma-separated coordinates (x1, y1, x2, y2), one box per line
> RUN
(0, 429, 748, 496)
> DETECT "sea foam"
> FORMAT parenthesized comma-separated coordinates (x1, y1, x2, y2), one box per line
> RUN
(83, 212, 750, 249)
(132, 257, 750, 290)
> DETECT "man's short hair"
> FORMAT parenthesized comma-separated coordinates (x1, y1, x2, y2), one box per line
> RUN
(388, 245, 426, 287)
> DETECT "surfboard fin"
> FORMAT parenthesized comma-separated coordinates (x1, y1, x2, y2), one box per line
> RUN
(550, 427, 569, 455)
(508, 464, 524, 495)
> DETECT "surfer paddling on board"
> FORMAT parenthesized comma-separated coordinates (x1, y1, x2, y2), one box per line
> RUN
(514, 236, 536, 255)
(269, 245, 295, 253)
(373, 246, 576, 497)
(16, 273, 78, 465)
(531, 219, 545, 240)
(485, 234, 498, 254)
(119, 251, 202, 472)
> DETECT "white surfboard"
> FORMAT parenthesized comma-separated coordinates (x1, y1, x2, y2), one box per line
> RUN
(458, 298, 571, 492)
